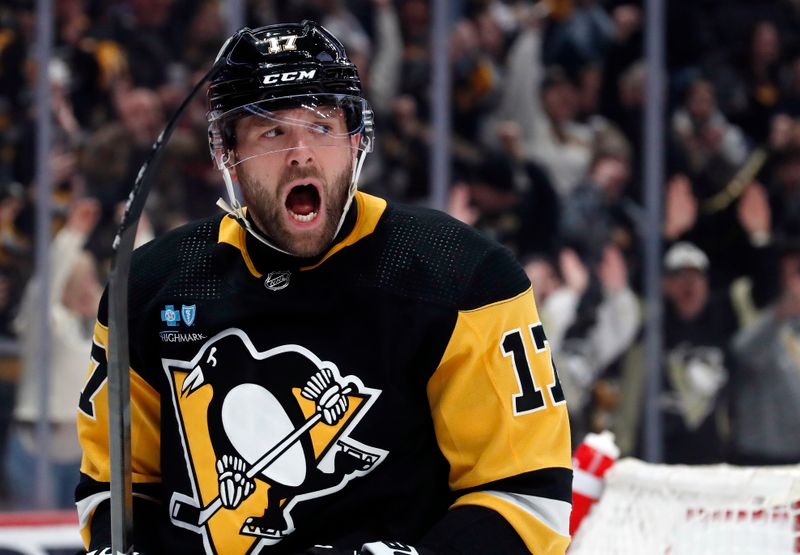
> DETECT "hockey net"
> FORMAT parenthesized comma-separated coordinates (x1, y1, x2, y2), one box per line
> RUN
(569, 458, 800, 554)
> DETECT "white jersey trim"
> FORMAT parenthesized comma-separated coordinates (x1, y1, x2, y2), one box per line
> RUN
(76, 491, 110, 531)
(481, 490, 572, 536)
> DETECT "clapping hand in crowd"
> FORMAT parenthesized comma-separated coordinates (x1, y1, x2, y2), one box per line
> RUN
(597, 245, 629, 293)
(737, 182, 772, 245)
(447, 183, 479, 226)
(664, 174, 698, 241)
(66, 197, 101, 236)
(560, 248, 589, 295)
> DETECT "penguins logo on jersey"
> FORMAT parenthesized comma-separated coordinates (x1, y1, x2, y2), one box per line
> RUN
(163, 328, 387, 555)
(666, 343, 728, 429)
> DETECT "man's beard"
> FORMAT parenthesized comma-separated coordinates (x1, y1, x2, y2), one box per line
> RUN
(236, 159, 352, 258)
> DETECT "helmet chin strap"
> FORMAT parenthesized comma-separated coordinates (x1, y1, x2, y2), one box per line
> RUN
(333, 136, 371, 238)
(215, 139, 371, 259)
(216, 162, 295, 256)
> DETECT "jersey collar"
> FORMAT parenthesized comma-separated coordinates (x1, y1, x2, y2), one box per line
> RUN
(218, 191, 387, 278)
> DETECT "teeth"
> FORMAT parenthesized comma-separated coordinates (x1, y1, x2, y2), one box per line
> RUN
(290, 211, 317, 222)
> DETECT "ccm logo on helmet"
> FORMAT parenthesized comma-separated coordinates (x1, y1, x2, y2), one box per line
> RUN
(263, 69, 317, 85)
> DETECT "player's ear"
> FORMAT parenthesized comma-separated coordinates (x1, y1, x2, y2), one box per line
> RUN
(351, 133, 361, 163)
(224, 152, 239, 182)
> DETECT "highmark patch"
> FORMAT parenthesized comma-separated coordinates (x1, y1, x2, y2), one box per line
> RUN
(160, 331, 207, 343)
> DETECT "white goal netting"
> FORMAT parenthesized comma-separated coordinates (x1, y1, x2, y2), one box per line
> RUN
(569, 458, 800, 555)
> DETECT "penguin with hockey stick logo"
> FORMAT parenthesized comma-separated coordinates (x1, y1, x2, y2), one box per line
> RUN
(167, 329, 387, 543)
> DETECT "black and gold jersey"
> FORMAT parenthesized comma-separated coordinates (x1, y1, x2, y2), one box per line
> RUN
(76, 192, 572, 554)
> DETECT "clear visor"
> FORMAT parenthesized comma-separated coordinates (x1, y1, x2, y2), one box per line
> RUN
(209, 94, 373, 168)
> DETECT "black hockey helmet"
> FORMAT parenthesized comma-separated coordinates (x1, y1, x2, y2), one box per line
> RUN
(207, 20, 374, 168)
(208, 20, 363, 113)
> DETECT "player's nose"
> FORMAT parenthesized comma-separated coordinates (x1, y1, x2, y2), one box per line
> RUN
(286, 131, 314, 167)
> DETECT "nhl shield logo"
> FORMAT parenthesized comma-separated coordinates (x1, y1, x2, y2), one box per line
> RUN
(264, 271, 291, 291)
(181, 304, 197, 327)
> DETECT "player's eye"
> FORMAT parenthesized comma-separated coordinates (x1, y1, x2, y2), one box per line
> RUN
(311, 123, 332, 135)
(262, 126, 282, 138)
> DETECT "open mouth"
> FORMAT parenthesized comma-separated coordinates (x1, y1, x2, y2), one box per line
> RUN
(285, 183, 321, 223)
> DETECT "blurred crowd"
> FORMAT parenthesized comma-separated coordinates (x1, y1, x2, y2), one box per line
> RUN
(2, 0, 800, 509)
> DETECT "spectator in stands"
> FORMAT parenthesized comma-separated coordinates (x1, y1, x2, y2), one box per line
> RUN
(776, 56, 800, 117)
(53, 0, 107, 128)
(396, 0, 431, 113)
(181, 0, 226, 73)
(77, 85, 162, 201)
(766, 113, 798, 157)
(671, 77, 749, 189)
(378, 95, 429, 202)
(523, 253, 561, 309)
(5, 198, 102, 508)
(491, 10, 594, 197)
(318, 0, 372, 71)
(81, 87, 163, 190)
(576, 64, 603, 121)
(461, 150, 523, 249)
(659, 242, 740, 463)
(731, 240, 800, 465)
(457, 120, 559, 257)
(362, 0, 402, 119)
(80, 87, 193, 249)
(0, 183, 27, 506)
(333, 0, 403, 192)
(450, 17, 501, 145)
(527, 245, 640, 441)
(497, 120, 561, 258)
(0, 1, 35, 117)
(611, 242, 743, 462)
(542, 0, 616, 74)
(766, 149, 800, 241)
(10, 57, 84, 199)
(603, 60, 645, 179)
(102, 0, 188, 90)
(734, 20, 785, 143)
(663, 170, 778, 302)
(0, 182, 30, 337)
(559, 150, 642, 271)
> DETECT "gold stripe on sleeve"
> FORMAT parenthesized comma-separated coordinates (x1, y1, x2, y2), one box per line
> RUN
(78, 321, 161, 483)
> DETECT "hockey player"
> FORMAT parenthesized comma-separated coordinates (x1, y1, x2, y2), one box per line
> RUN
(76, 21, 572, 555)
